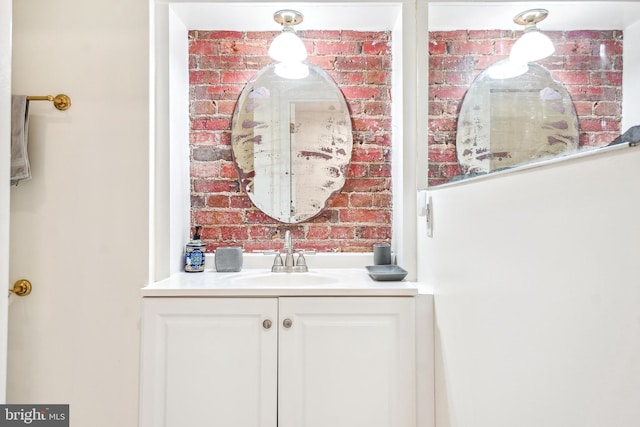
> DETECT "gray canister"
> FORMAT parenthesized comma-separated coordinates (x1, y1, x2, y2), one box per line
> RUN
(215, 247, 243, 272)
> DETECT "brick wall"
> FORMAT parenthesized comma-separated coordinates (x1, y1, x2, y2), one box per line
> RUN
(189, 30, 392, 252)
(429, 30, 623, 186)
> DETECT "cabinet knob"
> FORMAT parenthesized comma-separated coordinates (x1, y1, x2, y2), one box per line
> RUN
(262, 319, 272, 330)
(283, 318, 293, 328)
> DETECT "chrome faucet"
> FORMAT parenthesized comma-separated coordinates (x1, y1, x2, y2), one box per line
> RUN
(271, 230, 312, 272)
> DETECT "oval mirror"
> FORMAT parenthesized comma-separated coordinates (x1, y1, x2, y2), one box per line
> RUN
(231, 62, 353, 223)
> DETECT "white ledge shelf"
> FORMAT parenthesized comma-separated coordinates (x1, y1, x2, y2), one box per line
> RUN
(142, 268, 420, 297)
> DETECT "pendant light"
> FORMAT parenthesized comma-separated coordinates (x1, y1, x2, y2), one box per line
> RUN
(510, 9, 555, 63)
(268, 10, 308, 78)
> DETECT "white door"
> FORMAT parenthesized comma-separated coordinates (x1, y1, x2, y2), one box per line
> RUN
(140, 297, 278, 427)
(278, 297, 416, 427)
(0, 0, 13, 402)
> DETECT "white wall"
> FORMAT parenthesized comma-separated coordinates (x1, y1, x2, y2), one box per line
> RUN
(423, 147, 640, 427)
(9, 0, 148, 425)
(0, 0, 12, 402)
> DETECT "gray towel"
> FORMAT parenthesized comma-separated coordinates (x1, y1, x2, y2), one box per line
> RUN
(10, 95, 31, 185)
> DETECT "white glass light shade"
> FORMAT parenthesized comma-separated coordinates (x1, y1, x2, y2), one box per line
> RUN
(510, 30, 555, 63)
(487, 59, 528, 79)
(274, 62, 309, 79)
(268, 31, 307, 63)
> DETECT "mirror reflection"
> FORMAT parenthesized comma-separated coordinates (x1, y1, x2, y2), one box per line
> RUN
(231, 62, 353, 223)
(428, 9, 624, 186)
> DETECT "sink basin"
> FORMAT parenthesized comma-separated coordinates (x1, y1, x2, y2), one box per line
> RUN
(228, 271, 339, 287)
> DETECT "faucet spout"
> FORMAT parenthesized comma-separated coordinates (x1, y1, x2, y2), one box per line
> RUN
(271, 229, 309, 272)
(284, 230, 292, 252)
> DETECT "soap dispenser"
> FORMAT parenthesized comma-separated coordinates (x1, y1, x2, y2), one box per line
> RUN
(185, 226, 206, 272)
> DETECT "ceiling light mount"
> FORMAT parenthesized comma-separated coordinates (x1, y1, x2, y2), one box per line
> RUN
(273, 10, 304, 27)
(510, 8, 554, 63)
(514, 8, 549, 30)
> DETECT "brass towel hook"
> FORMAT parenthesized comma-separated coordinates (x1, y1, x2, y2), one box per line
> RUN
(9, 279, 32, 297)
(26, 94, 71, 111)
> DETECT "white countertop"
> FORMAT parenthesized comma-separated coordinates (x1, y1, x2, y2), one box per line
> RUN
(142, 268, 421, 297)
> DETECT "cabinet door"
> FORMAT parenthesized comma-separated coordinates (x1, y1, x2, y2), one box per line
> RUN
(140, 298, 278, 427)
(278, 297, 416, 427)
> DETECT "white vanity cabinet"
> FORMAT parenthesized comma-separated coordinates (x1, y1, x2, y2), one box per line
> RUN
(140, 295, 417, 427)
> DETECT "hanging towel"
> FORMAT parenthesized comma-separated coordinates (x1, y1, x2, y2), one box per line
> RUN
(10, 95, 31, 186)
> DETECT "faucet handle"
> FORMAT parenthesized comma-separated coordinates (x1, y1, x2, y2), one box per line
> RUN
(272, 253, 283, 266)
(296, 253, 307, 266)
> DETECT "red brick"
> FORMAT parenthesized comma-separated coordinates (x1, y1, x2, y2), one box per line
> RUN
(351, 147, 383, 162)
(245, 210, 277, 224)
(363, 101, 390, 116)
(339, 209, 391, 224)
(306, 56, 336, 70)
(350, 193, 373, 207)
(190, 70, 219, 85)
(219, 162, 238, 179)
(316, 41, 360, 55)
(220, 226, 249, 241)
(190, 162, 219, 178)
(299, 30, 340, 40)
(307, 226, 330, 239)
(564, 55, 616, 71)
(567, 86, 618, 102)
(341, 31, 389, 41)
(572, 101, 593, 116)
(189, 40, 217, 55)
(551, 70, 590, 85)
(592, 132, 620, 146)
(333, 72, 364, 85)
(328, 193, 349, 207)
(591, 71, 622, 86)
(430, 86, 468, 100)
(429, 55, 476, 72)
(221, 71, 256, 84)
(193, 179, 238, 193)
(352, 118, 383, 132)
(448, 40, 493, 55)
(566, 30, 605, 40)
(356, 226, 392, 240)
(334, 56, 383, 71)
(428, 118, 457, 132)
(347, 163, 369, 178)
(207, 195, 229, 208)
(429, 40, 447, 55)
(594, 101, 621, 116)
(370, 163, 391, 178)
(200, 31, 243, 40)
(341, 86, 382, 100)
(429, 145, 458, 162)
(579, 119, 620, 132)
(430, 31, 467, 41)
(468, 30, 511, 39)
(363, 40, 391, 55)
(553, 40, 593, 56)
(199, 55, 245, 70)
(444, 71, 475, 85)
(219, 39, 266, 55)
(192, 117, 231, 131)
(342, 178, 389, 192)
(372, 193, 392, 208)
(217, 100, 237, 115)
(365, 71, 390, 85)
(190, 100, 216, 115)
(329, 226, 354, 239)
(195, 210, 243, 225)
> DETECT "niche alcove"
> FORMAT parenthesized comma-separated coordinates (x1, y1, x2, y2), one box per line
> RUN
(150, 1, 418, 280)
